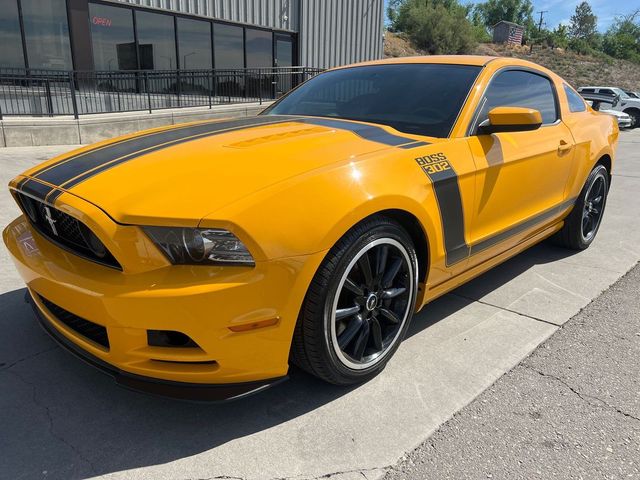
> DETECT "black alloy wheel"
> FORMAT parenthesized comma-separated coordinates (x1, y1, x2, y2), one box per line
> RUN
(581, 172, 606, 243)
(554, 164, 609, 250)
(291, 217, 418, 385)
(330, 238, 413, 369)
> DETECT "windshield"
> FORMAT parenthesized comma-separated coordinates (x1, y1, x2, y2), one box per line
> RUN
(264, 64, 481, 138)
(614, 88, 630, 99)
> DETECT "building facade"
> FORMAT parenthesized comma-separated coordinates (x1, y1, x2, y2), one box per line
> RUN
(0, 0, 384, 72)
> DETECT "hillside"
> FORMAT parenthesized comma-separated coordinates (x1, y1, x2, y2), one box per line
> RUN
(384, 31, 640, 90)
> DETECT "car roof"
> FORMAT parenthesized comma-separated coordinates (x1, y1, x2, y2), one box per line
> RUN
(580, 86, 621, 90)
(330, 56, 562, 81)
(334, 55, 550, 69)
(354, 55, 495, 66)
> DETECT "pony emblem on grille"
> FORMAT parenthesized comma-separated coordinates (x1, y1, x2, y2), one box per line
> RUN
(43, 206, 58, 236)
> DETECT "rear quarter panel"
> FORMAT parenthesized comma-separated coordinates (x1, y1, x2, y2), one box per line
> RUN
(559, 89, 618, 199)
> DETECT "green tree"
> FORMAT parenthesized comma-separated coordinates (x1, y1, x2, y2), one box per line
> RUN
(387, 0, 404, 29)
(473, 0, 535, 42)
(602, 10, 640, 62)
(390, 0, 478, 54)
(569, 2, 598, 44)
(549, 24, 569, 49)
(469, 7, 492, 42)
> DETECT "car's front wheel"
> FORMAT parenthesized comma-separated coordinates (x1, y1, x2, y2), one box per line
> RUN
(291, 217, 418, 385)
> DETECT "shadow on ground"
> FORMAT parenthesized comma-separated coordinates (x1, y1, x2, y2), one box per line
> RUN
(0, 242, 577, 479)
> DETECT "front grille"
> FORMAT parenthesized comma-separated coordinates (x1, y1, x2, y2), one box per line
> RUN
(15, 191, 121, 270)
(38, 295, 110, 349)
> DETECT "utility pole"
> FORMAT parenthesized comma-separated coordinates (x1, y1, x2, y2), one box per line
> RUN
(530, 10, 548, 54)
(537, 10, 548, 32)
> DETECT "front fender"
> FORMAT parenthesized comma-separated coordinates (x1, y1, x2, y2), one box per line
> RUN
(199, 151, 441, 264)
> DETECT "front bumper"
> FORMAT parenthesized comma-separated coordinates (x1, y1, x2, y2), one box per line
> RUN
(4, 216, 325, 400)
(26, 290, 287, 401)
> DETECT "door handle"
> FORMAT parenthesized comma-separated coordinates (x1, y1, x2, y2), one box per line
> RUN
(558, 140, 573, 153)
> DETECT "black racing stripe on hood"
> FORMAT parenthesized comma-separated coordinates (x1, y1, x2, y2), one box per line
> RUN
(18, 178, 56, 202)
(43, 116, 302, 204)
(296, 117, 429, 148)
(35, 116, 300, 188)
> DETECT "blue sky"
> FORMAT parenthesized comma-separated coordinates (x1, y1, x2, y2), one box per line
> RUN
(384, 0, 630, 31)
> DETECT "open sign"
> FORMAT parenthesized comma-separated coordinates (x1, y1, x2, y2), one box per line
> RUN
(92, 16, 112, 27)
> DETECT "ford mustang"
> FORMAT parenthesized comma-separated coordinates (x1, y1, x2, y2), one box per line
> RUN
(3, 56, 618, 400)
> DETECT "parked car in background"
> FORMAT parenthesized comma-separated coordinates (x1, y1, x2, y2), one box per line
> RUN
(601, 109, 633, 129)
(582, 94, 633, 129)
(578, 86, 640, 128)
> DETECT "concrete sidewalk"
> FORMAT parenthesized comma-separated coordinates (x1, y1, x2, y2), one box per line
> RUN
(383, 262, 640, 480)
(0, 130, 639, 480)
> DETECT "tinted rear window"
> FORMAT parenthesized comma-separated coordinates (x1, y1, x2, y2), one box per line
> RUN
(564, 84, 586, 113)
(265, 64, 481, 138)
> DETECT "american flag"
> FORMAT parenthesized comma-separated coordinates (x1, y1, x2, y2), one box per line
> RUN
(508, 26, 524, 45)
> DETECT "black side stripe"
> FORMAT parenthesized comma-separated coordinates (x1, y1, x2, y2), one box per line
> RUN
(418, 163, 470, 266)
(298, 117, 429, 148)
(470, 197, 576, 255)
(35, 116, 300, 188)
(419, 159, 576, 266)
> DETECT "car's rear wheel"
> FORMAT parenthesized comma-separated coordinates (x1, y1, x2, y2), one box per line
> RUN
(291, 217, 418, 385)
(555, 164, 609, 250)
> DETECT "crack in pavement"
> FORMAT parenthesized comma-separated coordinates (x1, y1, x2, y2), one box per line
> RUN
(521, 363, 640, 424)
(0, 346, 57, 371)
(184, 476, 245, 480)
(450, 292, 562, 327)
(271, 466, 387, 480)
(5, 369, 99, 475)
(183, 470, 386, 480)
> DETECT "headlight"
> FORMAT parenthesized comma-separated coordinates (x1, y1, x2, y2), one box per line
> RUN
(144, 227, 255, 266)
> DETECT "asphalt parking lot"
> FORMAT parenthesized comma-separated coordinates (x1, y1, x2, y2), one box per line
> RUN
(1, 129, 639, 480)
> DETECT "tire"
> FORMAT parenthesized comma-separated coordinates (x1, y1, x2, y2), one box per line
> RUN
(555, 164, 609, 250)
(624, 109, 640, 129)
(291, 217, 418, 385)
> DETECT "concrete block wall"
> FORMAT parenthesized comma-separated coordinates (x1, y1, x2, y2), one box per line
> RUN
(0, 103, 270, 148)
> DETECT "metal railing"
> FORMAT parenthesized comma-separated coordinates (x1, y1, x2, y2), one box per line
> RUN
(0, 67, 323, 119)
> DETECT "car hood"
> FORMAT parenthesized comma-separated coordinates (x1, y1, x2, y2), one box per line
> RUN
(18, 115, 428, 226)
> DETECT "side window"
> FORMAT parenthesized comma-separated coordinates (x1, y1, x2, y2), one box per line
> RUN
(474, 70, 558, 132)
(599, 89, 615, 96)
(580, 88, 596, 94)
(563, 84, 587, 113)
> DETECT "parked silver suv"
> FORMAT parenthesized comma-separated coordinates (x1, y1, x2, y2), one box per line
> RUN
(578, 86, 640, 128)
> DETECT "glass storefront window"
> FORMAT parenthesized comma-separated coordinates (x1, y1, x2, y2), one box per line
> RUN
(89, 3, 136, 71)
(246, 28, 272, 68)
(177, 17, 212, 70)
(21, 0, 73, 69)
(0, 0, 24, 68)
(214, 24, 244, 69)
(136, 11, 176, 70)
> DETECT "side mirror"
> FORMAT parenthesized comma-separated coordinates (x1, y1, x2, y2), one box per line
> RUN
(477, 107, 543, 135)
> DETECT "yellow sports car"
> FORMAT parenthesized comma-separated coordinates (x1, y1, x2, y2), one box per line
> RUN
(3, 56, 618, 400)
